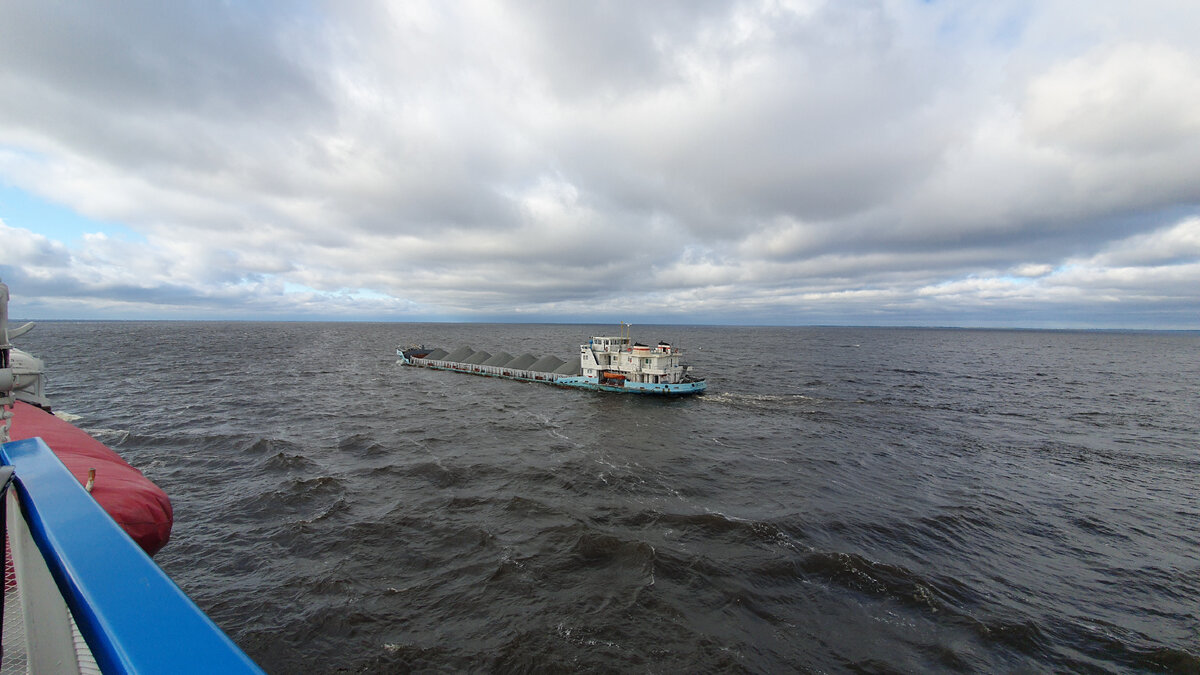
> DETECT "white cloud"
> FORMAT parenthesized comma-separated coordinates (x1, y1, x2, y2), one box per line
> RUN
(1024, 43, 1200, 156)
(1090, 217, 1200, 267)
(0, 221, 71, 267)
(0, 1, 1198, 326)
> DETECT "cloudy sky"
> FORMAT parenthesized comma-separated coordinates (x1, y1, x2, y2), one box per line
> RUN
(1, 1, 1198, 327)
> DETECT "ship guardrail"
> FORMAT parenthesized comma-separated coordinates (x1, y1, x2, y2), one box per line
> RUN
(0, 436, 265, 674)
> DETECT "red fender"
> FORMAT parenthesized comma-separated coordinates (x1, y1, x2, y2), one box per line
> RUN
(7, 401, 173, 556)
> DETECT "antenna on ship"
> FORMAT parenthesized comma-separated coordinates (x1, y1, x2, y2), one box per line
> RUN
(1, 278, 12, 443)
(620, 321, 634, 348)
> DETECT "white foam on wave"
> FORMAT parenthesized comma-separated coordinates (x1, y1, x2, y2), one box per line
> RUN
(53, 411, 131, 442)
(88, 428, 131, 443)
(701, 391, 823, 407)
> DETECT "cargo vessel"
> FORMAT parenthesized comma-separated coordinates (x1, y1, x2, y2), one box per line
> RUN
(397, 325, 706, 396)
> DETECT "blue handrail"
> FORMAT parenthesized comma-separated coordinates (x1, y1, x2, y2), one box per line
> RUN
(1, 437, 265, 674)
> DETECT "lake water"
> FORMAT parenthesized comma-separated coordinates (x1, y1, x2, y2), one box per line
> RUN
(17, 322, 1200, 672)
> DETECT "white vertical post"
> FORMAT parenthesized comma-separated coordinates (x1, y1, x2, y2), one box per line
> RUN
(6, 490, 84, 674)
(1, 280, 12, 445)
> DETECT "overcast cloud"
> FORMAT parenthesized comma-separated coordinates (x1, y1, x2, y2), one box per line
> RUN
(1, 0, 1197, 327)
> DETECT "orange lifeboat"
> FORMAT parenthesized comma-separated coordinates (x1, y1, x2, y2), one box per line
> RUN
(601, 372, 626, 380)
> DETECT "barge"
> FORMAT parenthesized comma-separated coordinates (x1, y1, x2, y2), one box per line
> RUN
(397, 325, 705, 396)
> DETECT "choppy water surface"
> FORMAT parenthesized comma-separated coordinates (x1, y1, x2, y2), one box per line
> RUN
(19, 323, 1200, 672)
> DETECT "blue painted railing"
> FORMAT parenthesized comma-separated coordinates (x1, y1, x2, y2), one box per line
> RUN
(1, 437, 264, 674)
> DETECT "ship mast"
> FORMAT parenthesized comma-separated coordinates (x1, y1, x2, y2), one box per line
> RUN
(1, 279, 12, 442)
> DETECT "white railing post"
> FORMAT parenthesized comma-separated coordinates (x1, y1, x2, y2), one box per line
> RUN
(6, 490, 86, 673)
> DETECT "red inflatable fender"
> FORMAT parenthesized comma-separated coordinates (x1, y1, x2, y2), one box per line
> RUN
(7, 401, 173, 556)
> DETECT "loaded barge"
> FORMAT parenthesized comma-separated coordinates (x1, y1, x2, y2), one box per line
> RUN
(397, 326, 706, 396)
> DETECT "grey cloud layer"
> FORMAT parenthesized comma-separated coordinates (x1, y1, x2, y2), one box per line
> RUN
(0, 0, 1197, 326)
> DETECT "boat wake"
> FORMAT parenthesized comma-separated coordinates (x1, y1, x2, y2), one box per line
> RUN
(700, 391, 826, 412)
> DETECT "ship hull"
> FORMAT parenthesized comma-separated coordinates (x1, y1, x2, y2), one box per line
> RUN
(555, 376, 706, 396)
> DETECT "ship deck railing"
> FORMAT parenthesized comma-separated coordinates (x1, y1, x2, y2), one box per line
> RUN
(0, 436, 264, 674)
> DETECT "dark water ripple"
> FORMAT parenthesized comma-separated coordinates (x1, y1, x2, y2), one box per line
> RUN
(17, 322, 1200, 673)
